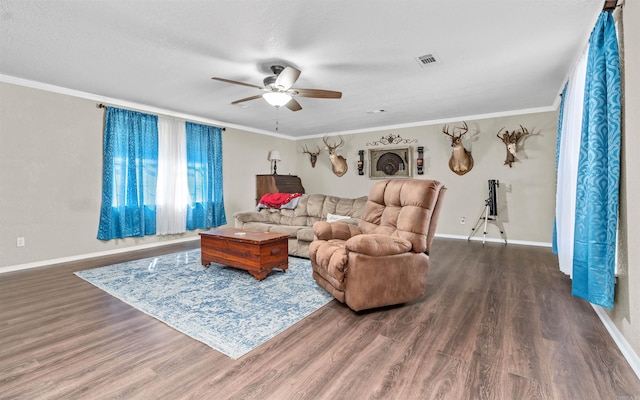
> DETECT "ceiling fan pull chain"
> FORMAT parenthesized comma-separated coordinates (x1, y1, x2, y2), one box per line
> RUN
(275, 106, 280, 131)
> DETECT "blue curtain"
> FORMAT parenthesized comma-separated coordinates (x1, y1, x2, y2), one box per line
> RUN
(572, 12, 621, 309)
(185, 122, 226, 230)
(97, 107, 158, 240)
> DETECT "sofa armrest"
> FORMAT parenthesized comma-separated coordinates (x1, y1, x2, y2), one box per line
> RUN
(313, 221, 362, 241)
(233, 211, 272, 224)
(345, 234, 412, 256)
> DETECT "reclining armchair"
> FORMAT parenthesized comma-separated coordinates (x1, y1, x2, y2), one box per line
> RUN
(309, 179, 446, 311)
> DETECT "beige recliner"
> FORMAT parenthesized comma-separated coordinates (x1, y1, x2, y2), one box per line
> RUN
(309, 179, 446, 311)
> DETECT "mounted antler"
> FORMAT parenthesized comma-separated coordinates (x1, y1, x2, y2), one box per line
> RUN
(322, 135, 348, 177)
(302, 145, 321, 168)
(443, 121, 473, 175)
(497, 125, 529, 167)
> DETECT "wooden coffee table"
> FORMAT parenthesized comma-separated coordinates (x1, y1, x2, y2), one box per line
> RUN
(199, 228, 289, 280)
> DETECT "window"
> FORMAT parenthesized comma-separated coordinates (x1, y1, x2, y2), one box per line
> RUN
(97, 107, 225, 240)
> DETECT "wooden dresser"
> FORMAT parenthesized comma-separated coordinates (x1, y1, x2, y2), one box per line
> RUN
(256, 174, 305, 204)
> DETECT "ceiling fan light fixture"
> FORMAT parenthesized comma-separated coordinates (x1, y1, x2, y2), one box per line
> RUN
(263, 92, 292, 107)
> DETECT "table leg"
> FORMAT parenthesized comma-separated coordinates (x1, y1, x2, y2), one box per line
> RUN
(249, 270, 269, 281)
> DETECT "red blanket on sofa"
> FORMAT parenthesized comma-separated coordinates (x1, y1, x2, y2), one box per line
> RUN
(258, 193, 303, 209)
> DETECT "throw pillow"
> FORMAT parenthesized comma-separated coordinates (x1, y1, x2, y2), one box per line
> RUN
(326, 213, 351, 223)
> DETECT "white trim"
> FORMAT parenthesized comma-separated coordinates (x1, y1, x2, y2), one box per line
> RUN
(0, 236, 200, 274)
(592, 305, 640, 381)
(435, 233, 552, 248)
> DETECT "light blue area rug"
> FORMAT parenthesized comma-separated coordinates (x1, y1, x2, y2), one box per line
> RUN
(74, 250, 333, 359)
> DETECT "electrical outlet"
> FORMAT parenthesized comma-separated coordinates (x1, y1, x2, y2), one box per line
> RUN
(16, 237, 25, 247)
(460, 217, 466, 225)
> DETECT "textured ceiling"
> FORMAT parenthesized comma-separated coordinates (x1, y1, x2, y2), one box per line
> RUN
(0, 0, 603, 138)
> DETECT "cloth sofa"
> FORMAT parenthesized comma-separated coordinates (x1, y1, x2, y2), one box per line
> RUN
(233, 193, 367, 258)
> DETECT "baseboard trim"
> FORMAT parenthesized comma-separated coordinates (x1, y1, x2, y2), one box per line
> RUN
(435, 233, 552, 248)
(592, 305, 640, 381)
(0, 236, 200, 274)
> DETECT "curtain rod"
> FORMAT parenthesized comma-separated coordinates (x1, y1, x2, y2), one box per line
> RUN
(97, 103, 225, 131)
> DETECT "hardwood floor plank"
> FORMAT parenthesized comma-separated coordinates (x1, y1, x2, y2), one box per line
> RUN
(502, 298, 551, 383)
(248, 319, 387, 399)
(546, 339, 604, 400)
(502, 372, 552, 400)
(438, 289, 485, 363)
(573, 326, 640, 400)
(461, 269, 507, 400)
(399, 350, 469, 400)
(324, 335, 407, 400)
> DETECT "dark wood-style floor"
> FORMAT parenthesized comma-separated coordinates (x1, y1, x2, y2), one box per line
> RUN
(1, 238, 639, 400)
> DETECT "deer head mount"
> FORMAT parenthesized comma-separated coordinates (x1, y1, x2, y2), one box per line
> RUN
(322, 135, 348, 177)
(443, 121, 473, 175)
(497, 125, 529, 168)
(302, 145, 321, 168)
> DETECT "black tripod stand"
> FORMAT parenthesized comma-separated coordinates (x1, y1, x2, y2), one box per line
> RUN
(467, 179, 507, 246)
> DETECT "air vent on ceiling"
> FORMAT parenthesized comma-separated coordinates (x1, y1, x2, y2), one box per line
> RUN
(415, 53, 440, 68)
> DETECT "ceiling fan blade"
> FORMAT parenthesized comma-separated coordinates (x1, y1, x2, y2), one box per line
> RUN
(293, 88, 342, 99)
(212, 77, 263, 90)
(285, 98, 302, 112)
(275, 67, 301, 90)
(231, 94, 263, 104)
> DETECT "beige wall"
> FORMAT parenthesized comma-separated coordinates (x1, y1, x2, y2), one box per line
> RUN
(296, 112, 559, 244)
(607, 2, 640, 358)
(0, 82, 291, 268)
(0, 82, 557, 270)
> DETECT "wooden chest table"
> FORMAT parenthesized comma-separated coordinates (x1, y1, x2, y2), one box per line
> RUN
(199, 228, 289, 280)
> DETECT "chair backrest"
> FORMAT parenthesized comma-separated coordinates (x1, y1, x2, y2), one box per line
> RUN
(359, 179, 446, 254)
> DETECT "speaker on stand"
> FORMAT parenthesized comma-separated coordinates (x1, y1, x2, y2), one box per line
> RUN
(468, 179, 507, 246)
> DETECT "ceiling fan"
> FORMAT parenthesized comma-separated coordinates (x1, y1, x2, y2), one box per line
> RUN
(211, 65, 342, 111)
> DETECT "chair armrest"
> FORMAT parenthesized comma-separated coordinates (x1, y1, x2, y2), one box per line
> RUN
(313, 221, 362, 241)
(232, 211, 272, 224)
(345, 234, 412, 256)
